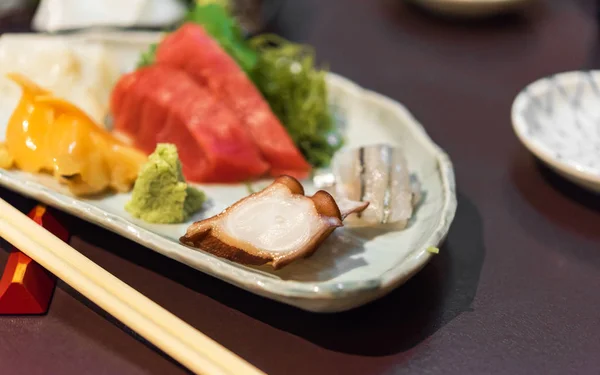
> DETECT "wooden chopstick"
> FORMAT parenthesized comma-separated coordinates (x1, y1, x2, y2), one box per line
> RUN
(0, 198, 255, 373)
(0, 198, 265, 375)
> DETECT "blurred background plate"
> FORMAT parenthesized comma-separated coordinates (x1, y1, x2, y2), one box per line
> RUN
(1, 0, 282, 35)
(512, 70, 600, 193)
(406, 0, 535, 18)
(226, 0, 283, 35)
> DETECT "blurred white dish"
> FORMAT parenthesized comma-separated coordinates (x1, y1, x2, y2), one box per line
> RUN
(408, 0, 534, 17)
(32, 0, 187, 32)
(512, 70, 600, 193)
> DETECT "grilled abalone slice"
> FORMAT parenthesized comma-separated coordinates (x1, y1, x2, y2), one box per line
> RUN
(180, 176, 368, 269)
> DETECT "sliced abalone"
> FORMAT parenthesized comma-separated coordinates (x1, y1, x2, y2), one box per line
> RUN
(180, 176, 368, 269)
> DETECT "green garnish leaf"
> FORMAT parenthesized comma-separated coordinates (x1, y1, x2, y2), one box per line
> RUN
(193, 0, 231, 11)
(427, 247, 440, 254)
(136, 43, 158, 69)
(244, 181, 256, 194)
(249, 35, 342, 168)
(135, 2, 256, 75)
(184, 3, 257, 75)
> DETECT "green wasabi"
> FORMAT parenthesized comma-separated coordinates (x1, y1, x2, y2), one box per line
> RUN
(125, 144, 205, 224)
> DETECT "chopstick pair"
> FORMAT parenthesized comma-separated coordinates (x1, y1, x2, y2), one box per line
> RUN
(0, 198, 265, 375)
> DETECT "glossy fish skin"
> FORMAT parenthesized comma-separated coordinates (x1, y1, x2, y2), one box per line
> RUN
(155, 23, 312, 180)
(110, 65, 269, 183)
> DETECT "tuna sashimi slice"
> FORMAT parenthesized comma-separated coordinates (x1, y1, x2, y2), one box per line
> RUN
(155, 23, 312, 180)
(110, 65, 269, 183)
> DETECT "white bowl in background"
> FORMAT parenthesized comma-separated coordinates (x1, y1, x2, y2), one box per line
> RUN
(512, 70, 600, 193)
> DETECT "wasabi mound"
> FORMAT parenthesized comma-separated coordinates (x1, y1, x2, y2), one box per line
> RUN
(126, 144, 205, 224)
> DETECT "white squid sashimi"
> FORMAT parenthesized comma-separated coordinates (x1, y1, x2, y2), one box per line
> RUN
(0, 35, 119, 125)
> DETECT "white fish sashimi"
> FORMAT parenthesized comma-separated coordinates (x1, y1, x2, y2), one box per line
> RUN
(388, 149, 413, 224)
(0, 36, 120, 125)
(330, 144, 417, 227)
(333, 147, 361, 201)
(358, 146, 388, 223)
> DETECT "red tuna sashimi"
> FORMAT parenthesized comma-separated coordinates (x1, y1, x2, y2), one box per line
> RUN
(110, 65, 269, 183)
(155, 23, 311, 179)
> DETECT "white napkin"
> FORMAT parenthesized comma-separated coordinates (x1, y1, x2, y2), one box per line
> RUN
(32, 0, 188, 32)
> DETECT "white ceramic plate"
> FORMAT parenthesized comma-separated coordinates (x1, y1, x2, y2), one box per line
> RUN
(0, 31, 456, 312)
(512, 70, 600, 193)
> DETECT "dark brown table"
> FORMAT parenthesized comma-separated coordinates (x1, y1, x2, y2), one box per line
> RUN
(1, 1, 599, 374)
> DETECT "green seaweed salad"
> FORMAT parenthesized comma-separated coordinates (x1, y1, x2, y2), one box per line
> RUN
(137, 0, 342, 169)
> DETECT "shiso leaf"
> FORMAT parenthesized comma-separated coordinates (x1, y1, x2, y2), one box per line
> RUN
(136, 43, 158, 68)
(184, 3, 257, 75)
(136, 2, 255, 74)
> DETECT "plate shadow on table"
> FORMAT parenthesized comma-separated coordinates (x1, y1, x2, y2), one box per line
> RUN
(58, 283, 193, 374)
(54, 282, 193, 375)
(509, 153, 600, 272)
(50, 189, 485, 357)
(537, 164, 600, 214)
(510, 153, 600, 242)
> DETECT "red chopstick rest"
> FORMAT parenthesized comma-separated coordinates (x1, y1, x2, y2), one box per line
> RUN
(28, 205, 69, 243)
(0, 205, 69, 314)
